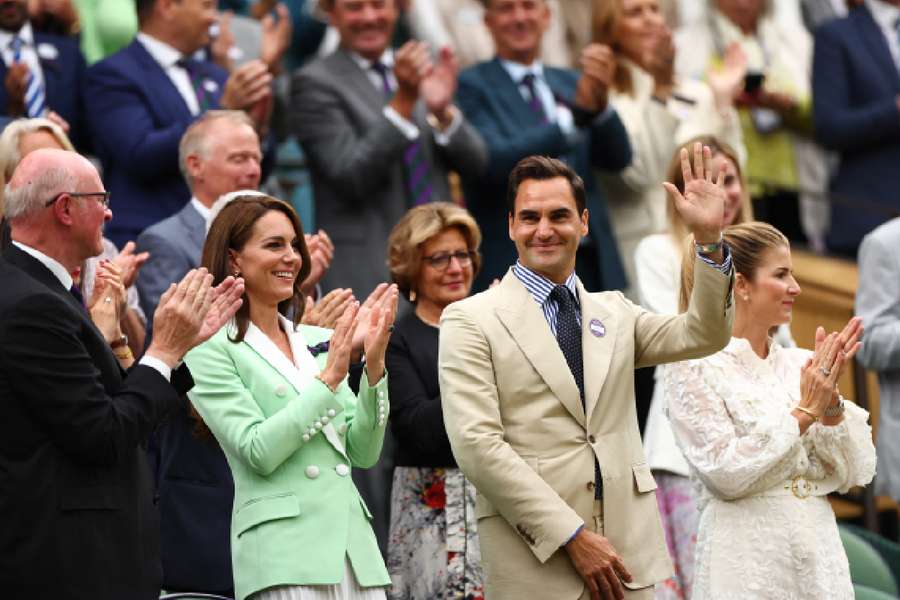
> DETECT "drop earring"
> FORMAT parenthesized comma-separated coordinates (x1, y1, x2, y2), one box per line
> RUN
(409, 289, 417, 302)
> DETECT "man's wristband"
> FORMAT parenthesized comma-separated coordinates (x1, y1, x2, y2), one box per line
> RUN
(695, 236, 723, 255)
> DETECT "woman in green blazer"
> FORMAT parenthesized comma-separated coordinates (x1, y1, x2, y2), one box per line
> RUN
(185, 194, 398, 600)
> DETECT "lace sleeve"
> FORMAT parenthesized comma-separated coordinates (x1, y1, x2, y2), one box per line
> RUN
(664, 358, 806, 500)
(807, 401, 877, 493)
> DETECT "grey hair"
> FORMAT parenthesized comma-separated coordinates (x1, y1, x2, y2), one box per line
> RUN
(0, 118, 74, 180)
(178, 110, 256, 191)
(4, 166, 78, 221)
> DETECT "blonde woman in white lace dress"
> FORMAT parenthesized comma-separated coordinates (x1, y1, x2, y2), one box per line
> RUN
(665, 221, 876, 599)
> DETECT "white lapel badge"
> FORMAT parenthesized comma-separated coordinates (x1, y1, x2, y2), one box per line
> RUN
(37, 43, 58, 61)
(203, 79, 219, 93)
(589, 318, 605, 338)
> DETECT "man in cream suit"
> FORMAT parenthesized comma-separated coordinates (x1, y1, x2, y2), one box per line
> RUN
(439, 150, 734, 599)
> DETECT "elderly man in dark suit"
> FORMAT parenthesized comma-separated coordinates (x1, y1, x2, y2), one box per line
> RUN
(0, 0, 88, 148)
(456, 0, 631, 293)
(84, 0, 274, 248)
(289, 0, 487, 300)
(0, 148, 243, 599)
(813, 0, 900, 256)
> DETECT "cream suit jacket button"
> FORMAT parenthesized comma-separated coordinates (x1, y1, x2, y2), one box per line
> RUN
(335, 464, 350, 477)
(275, 384, 287, 397)
(305, 465, 320, 479)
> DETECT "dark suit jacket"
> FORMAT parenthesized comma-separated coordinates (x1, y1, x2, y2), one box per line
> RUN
(152, 407, 235, 595)
(0, 244, 191, 599)
(813, 6, 900, 255)
(136, 201, 206, 328)
(289, 49, 488, 298)
(83, 40, 227, 248)
(457, 58, 631, 292)
(0, 28, 89, 150)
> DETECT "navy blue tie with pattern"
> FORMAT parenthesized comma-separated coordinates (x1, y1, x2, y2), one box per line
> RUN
(551, 285, 601, 498)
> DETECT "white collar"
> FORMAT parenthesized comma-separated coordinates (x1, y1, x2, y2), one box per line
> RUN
(500, 58, 546, 84)
(136, 32, 185, 69)
(12, 240, 73, 290)
(0, 22, 34, 48)
(866, 0, 900, 33)
(190, 196, 212, 222)
(348, 48, 394, 71)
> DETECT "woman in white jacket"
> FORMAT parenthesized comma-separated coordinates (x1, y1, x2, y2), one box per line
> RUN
(591, 0, 745, 299)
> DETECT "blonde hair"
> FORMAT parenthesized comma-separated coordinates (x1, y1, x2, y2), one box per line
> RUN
(591, 0, 636, 95)
(679, 221, 788, 312)
(0, 118, 74, 181)
(387, 202, 482, 301)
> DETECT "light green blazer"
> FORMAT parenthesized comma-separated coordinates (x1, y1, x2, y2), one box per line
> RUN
(185, 315, 391, 600)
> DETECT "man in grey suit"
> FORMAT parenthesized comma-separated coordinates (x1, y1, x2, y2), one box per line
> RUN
(136, 110, 263, 324)
(289, 0, 487, 300)
(855, 217, 900, 503)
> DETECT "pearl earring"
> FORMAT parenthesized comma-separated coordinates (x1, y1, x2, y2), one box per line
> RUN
(409, 289, 417, 302)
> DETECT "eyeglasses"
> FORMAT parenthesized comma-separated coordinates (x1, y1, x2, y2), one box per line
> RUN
(422, 250, 474, 271)
(45, 191, 111, 208)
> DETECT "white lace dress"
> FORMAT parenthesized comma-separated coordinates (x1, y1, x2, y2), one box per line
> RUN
(664, 338, 876, 600)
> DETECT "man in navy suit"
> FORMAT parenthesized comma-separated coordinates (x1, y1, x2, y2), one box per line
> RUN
(813, 0, 900, 256)
(0, 0, 88, 149)
(84, 0, 273, 248)
(457, 0, 631, 292)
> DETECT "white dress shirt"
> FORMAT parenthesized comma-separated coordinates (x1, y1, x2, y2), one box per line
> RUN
(136, 32, 201, 115)
(866, 0, 900, 69)
(499, 59, 575, 135)
(0, 23, 46, 103)
(12, 240, 172, 380)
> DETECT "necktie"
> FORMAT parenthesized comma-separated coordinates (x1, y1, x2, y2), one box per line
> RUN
(551, 285, 602, 497)
(177, 58, 210, 112)
(69, 284, 89, 315)
(372, 61, 433, 206)
(520, 73, 548, 124)
(9, 36, 46, 118)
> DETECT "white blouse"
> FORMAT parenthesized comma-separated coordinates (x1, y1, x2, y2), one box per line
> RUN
(664, 337, 876, 599)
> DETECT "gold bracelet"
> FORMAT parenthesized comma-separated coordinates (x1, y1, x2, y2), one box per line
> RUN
(114, 348, 134, 361)
(794, 405, 820, 423)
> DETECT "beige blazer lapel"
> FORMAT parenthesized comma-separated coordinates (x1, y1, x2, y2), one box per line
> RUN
(494, 273, 586, 426)
(241, 318, 349, 460)
(577, 282, 617, 422)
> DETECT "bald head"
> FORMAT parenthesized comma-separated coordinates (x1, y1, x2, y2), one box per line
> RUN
(6, 148, 110, 269)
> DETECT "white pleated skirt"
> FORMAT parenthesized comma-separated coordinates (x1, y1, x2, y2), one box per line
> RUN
(251, 557, 387, 600)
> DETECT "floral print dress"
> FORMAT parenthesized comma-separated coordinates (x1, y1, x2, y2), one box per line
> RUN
(387, 466, 484, 600)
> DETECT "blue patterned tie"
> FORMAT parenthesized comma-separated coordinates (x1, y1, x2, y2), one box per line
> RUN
(520, 73, 548, 124)
(551, 285, 602, 498)
(372, 61, 433, 207)
(9, 36, 46, 118)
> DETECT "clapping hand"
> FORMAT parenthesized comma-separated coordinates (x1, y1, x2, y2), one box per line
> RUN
(112, 241, 150, 290)
(318, 301, 360, 391)
(350, 283, 394, 356)
(302, 288, 354, 329)
(147, 270, 245, 368)
(663, 142, 726, 247)
(708, 42, 747, 109)
(796, 317, 863, 427)
(575, 44, 615, 113)
(391, 41, 433, 118)
(88, 260, 128, 342)
(362, 284, 399, 383)
(420, 46, 459, 123)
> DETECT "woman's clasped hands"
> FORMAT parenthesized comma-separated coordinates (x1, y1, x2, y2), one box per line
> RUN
(794, 317, 863, 431)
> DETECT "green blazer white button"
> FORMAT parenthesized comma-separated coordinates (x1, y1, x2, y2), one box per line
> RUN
(305, 465, 319, 479)
(335, 464, 350, 477)
(339, 423, 348, 434)
(275, 384, 287, 397)
(327, 409, 336, 417)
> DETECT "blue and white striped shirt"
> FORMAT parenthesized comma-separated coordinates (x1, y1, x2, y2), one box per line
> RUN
(511, 261, 581, 337)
